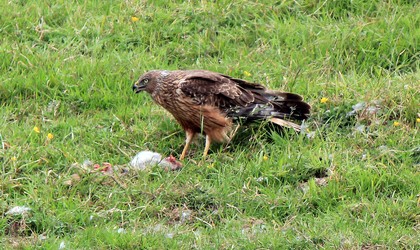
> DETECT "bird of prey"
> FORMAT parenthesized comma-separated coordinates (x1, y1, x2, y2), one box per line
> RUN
(133, 70, 310, 160)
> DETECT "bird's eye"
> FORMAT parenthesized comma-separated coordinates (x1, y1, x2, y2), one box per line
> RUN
(143, 79, 149, 84)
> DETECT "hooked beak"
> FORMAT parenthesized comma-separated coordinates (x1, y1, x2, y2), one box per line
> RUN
(132, 80, 146, 94)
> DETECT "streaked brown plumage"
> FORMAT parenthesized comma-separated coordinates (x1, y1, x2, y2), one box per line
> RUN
(133, 70, 310, 160)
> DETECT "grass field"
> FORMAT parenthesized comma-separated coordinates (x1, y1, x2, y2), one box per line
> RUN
(1, 0, 419, 249)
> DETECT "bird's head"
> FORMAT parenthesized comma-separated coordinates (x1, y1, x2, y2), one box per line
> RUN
(133, 71, 163, 94)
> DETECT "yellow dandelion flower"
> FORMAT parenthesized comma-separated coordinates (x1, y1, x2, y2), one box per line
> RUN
(243, 71, 251, 77)
(263, 155, 268, 161)
(416, 118, 420, 123)
(47, 133, 54, 140)
(393, 121, 400, 127)
(33, 126, 40, 133)
(320, 97, 329, 104)
(131, 16, 139, 22)
(11, 156, 17, 161)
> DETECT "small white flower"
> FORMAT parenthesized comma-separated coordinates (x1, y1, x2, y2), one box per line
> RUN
(300, 122, 309, 133)
(306, 131, 316, 139)
(59, 241, 66, 249)
(256, 177, 268, 182)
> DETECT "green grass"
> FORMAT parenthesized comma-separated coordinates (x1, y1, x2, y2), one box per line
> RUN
(1, 0, 419, 249)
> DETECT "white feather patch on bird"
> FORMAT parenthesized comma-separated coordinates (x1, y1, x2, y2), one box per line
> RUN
(159, 70, 169, 77)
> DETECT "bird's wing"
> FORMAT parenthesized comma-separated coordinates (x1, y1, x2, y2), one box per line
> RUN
(179, 71, 265, 109)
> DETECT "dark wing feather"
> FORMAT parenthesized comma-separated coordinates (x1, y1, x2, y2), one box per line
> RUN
(180, 71, 258, 109)
(179, 70, 310, 122)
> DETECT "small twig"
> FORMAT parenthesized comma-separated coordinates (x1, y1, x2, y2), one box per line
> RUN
(290, 67, 302, 89)
(116, 145, 131, 158)
(194, 216, 213, 229)
(162, 130, 181, 141)
(107, 173, 127, 189)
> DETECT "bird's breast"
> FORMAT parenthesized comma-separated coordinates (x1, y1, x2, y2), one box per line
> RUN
(151, 88, 182, 113)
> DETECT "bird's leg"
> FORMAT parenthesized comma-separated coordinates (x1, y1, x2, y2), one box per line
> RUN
(180, 130, 195, 160)
(203, 134, 211, 159)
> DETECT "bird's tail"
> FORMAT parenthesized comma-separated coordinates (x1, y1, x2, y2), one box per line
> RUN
(227, 91, 310, 131)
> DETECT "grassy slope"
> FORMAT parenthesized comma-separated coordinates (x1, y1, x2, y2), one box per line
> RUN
(1, 0, 419, 249)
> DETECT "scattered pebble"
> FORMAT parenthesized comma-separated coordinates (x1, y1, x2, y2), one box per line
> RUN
(62, 179, 73, 186)
(71, 173, 81, 181)
(63, 174, 81, 186)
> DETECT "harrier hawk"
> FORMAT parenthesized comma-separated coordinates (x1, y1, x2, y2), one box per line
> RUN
(133, 70, 310, 160)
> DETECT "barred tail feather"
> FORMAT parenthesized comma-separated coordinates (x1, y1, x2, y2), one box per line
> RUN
(227, 99, 310, 122)
(269, 117, 301, 132)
